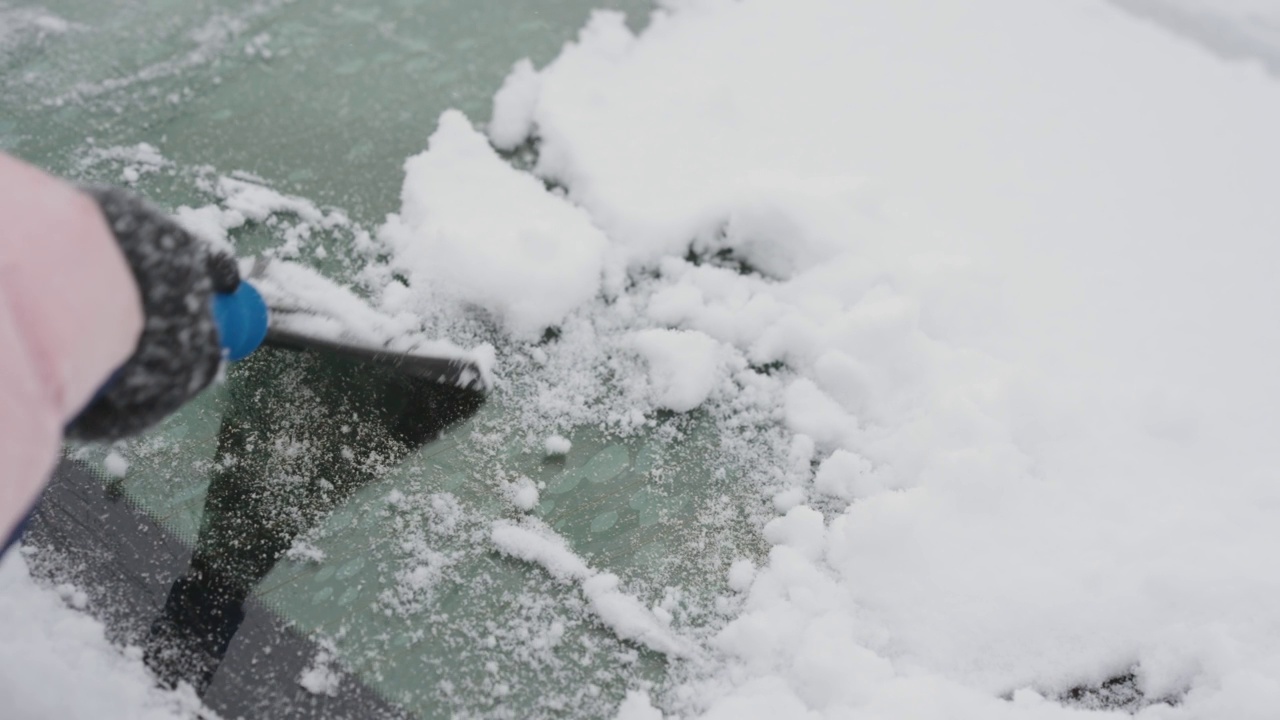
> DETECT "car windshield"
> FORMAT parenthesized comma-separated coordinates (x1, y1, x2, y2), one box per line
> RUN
(10, 2, 1280, 720)
(4, 2, 765, 718)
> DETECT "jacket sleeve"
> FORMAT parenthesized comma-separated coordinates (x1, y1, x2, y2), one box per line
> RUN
(0, 152, 143, 540)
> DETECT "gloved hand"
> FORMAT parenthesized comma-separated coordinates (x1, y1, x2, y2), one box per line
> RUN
(66, 187, 238, 442)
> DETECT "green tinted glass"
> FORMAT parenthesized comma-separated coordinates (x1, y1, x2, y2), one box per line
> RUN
(5, 1, 768, 716)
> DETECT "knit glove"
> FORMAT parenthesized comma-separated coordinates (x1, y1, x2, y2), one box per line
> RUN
(66, 187, 238, 442)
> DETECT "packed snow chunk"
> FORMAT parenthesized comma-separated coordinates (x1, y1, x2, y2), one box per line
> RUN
(762, 506, 826, 562)
(491, 520, 696, 657)
(615, 690, 665, 720)
(508, 476, 540, 512)
(381, 110, 609, 338)
(582, 573, 696, 658)
(771, 487, 805, 513)
(811, 351, 873, 419)
(720, 172, 875, 279)
(489, 58, 542, 150)
(544, 434, 572, 456)
(727, 559, 756, 593)
(103, 451, 129, 478)
(645, 282, 705, 327)
(630, 328, 722, 412)
(812, 449, 881, 501)
(491, 520, 590, 582)
(783, 379, 858, 453)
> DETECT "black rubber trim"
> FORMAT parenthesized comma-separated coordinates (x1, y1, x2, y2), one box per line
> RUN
(22, 457, 412, 720)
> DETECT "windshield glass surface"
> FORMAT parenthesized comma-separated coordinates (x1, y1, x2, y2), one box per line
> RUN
(2, 2, 770, 717)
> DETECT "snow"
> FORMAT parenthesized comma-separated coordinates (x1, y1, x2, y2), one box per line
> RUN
(103, 450, 129, 478)
(725, 560, 755, 594)
(172, 204, 245, 253)
(284, 539, 326, 565)
(251, 257, 498, 389)
(44, 2, 290, 107)
(0, 551, 213, 720)
(629, 328, 723, 412)
(492, 519, 592, 583)
(77, 143, 172, 188)
(1116, 0, 1280, 77)
(544, 434, 572, 456)
(490, 520, 695, 657)
(173, 164, 500, 390)
(810, 448, 881, 501)
(508, 475, 541, 511)
(614, 691, 665, 720)
(9, 0, 1280, 718)
(489, 58, 543, 151)
(297, 640, 341, 697)
(0, 5, 73, 54)
(380, 109, 611, 339)
(473, 0, 1280, 717)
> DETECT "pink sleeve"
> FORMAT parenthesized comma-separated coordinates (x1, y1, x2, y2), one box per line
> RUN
(0, 152, 143, 539)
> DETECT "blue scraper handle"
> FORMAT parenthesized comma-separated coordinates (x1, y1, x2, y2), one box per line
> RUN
(212, 281, 269, 361)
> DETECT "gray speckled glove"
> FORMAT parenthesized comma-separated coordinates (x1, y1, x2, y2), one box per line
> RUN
(66, 187, 239, 442)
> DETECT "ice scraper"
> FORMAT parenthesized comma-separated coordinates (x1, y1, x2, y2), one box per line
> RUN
(211, 257, 491, 392)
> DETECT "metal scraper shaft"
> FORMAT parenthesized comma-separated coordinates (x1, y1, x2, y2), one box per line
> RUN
(263, 326, 487, 392)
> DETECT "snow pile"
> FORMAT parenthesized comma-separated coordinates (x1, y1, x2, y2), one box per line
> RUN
(380, 110, 611, 339)
(434, 0, 1280, 716)
(0, 551, 213, 720)
(8, 0, 1280, 718)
